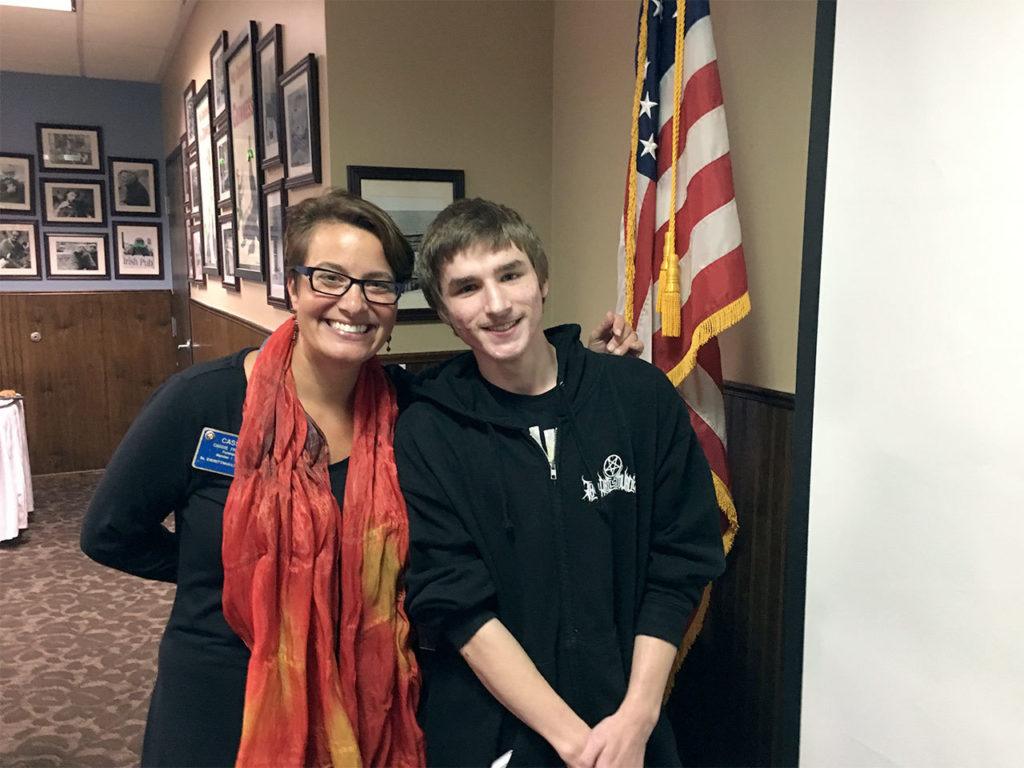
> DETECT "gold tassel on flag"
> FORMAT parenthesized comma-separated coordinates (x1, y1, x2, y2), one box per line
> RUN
(659, 0, 686, 338)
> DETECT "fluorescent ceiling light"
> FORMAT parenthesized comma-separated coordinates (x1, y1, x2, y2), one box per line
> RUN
(0, 0, 75, 11)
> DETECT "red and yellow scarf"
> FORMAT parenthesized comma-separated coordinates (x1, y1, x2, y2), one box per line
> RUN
(222, 317, 424, 767)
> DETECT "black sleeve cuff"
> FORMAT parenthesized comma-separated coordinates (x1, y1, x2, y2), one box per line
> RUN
(445, 608, 498, 651)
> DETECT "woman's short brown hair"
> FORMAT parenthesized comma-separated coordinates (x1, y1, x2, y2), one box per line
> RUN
(284, 189, 413, 280)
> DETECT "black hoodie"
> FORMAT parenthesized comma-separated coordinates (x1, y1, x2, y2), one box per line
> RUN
(396, 325, 726, 767)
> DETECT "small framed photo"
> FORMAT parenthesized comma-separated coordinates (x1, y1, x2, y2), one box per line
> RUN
(219, 214, 239, 292)
(0, 153, 36, 215)
(214, 122, 233, 208)
(263, 178, 288, 307)
(257, 24, 284, 169)
(0, 221, 42, 280)
(180, 134, 191, 213)
(210, 30, 229, 123)
(109, 157, 159, 217)
(42, 178, 106, 226)
(188, 219, 205, 285)
(347, 165, 465, 322)
(183, 80, 198, 150)
(113, 223, 163, 280)
(37, 124, 103, 173)
(45, 232, 109, 279)
(188, 159, 201, 216)
(280, 54, 321, 189)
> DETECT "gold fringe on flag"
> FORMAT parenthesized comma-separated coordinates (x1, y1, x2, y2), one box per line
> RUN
(658, 0, 686, 338)
(623, 0, 650, 326)
(665, 292, 752, 388)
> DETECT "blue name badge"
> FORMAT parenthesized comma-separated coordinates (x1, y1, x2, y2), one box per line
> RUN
(191, 427, 238, 477)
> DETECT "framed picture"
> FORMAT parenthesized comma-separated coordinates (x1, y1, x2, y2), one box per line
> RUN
(108, 157, 159, 217)
(183, 80, 197, 150)
(42, 178, 106, 226)
(347, 165, 465, 322)
(227, 20, 266, 282)
(0, 221, 42, 279)
(45, 232, 108, 279)
(188, 218, 205, 285)
(280, 54, 321, 189)
(262, 178, 288, 307)
(188, 159, 201, 216)
(0, 153, 35, 215)
(180, 134, 191, 213)
(195, 82, 221, 276)
(113, 223, 163, 279)
(210, 30, 229, 123)
(257, 24, 284, 169)
(37, 124, 102, 173)
(214, 122, 233, 208)
(219, 214, 239, 291)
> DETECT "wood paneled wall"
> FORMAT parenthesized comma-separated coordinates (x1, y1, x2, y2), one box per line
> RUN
(0, 292, 177, 474)
(189, 301, 269, 363)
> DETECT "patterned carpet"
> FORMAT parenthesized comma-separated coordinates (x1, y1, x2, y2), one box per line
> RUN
(0, 471, 174, 767)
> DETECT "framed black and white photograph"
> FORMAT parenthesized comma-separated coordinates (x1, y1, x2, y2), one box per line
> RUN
(37, 124, 102, 173)
(0, 153, 35, 215)
(195, 82, 221, 276)
(210, 30, 229, 123)
(227, 20, 266, 281)
(0, 221, 41, 280)
(280, 54, 321, 189)
(219, 214, 239, 292)
(188, 219, 205, 285)
(109, 157, 159, 217)
(45, 232, 108, 279)
(180, 134, 191, 213)
(42, 178, 106, 227)
(263, 178, 287, 307)
(183, 80, 198, 150)
(188, 159, 201, 216)
(214, 122, 232, 208)
(113, 223, 163, 280)
(347, 165, 465, 322)
(257, 24, 284, 169)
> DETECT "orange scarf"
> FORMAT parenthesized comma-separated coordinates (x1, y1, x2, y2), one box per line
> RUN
(222, 317, 424, 767)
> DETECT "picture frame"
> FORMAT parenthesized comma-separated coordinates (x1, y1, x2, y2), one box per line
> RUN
(180, 134, 191, 214)
(0, 221, 42, 280)
(0, 153, 36, 215)
(195, 81, 221, 277)
(226, 20, 266, 282)
(44, 232, 109, 279)
(41, 178, 106, 227)
(280, 54, 321, 189)
(37, 124, 103, 173)
(188, 217, 205, 285)
(108, 157, 159, 217)
(183, 80, 198, 151)
(210, 30, 230, 123)
(214, 121, 233, 210)
(262, 178, 288, 307)
(219, 213, 239, 292)
(346, 165, 466, 322)
(188, 159, 201, 216)
(113, 223, 164, 280)
(257, 24, 284, 170)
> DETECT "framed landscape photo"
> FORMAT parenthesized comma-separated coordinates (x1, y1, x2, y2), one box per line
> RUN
(0, 153, 35, 215)
(262, 178, 287, 307)
(214, 122, 233, 208)
(347, 165, 465, 322)
(37, 124, 102, 173)
(219, 214, 239, 291)
(210, 30, 229, 123)
(183, 80, 198, 150)
(195, 82, 221, 276)
(42, 178, 106, 226)
(45, 232, 108, 279)
(227, 20, 266, 281)
(280, 54, 321, 189)
(113, 223, 163, 279)
(257, 24, 284, 169)
(0, 221, 41, 280)
(109, 157, 159, 217)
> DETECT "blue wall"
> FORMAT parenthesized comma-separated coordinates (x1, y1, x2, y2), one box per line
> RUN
(0, 71, 170, 292)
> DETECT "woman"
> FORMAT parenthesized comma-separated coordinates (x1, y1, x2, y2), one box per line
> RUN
(81, 189, 639, 768)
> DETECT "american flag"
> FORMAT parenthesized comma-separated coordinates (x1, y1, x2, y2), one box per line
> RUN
(617, 0, 750, 659)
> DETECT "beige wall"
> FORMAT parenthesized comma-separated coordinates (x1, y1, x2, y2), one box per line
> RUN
(548, 0, 815, 394)
(323, 0, 554, 355)
(160, 0, 330, 331)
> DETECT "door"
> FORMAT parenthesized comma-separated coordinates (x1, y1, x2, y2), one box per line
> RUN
(165, 142, 193, 370)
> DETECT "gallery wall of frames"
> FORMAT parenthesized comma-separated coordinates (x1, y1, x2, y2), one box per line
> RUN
(180, 20, 322, 309)
(0, 72, 169, 290)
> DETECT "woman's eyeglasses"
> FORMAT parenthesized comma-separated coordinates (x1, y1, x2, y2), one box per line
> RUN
(292, 265, 409, 305)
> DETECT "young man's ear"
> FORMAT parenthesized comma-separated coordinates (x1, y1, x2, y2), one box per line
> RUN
(541, 279, 549, 303)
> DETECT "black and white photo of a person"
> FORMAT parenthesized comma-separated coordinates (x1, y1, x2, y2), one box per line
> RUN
(117, 169, 151, 207)
(216, 138, 231, 201)
(48, 133, 93, 166)
(0, 229, 30, 270)
(261, 55, 278, 147)
(54, 240, 98, 270)
(286, 88, 310, 167)
(0, 162, 27, 206)
(53, 188, 95, 218)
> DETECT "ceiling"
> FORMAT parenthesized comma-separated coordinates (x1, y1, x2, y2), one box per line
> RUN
(0, 0, 196, 83)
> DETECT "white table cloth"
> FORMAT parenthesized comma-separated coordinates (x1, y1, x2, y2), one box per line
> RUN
(1, 397, 33, 542)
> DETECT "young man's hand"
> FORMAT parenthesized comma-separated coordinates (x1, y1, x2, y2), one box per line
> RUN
(578, 702, 657, 768)
(587, 311, 644, 357)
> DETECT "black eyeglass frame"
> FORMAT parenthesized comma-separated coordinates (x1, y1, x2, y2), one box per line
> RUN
(291, 265, 412, 305)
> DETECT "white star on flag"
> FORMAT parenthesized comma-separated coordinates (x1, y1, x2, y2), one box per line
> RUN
(653, 0, 663, 17)
(639, 134, 658, 158)
(639, 92, 657, 119)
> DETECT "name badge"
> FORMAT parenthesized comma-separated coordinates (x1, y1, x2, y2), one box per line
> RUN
(191, 427, 238, 477)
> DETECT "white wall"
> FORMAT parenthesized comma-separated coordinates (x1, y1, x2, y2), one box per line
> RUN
(800, 2, 1024, 766)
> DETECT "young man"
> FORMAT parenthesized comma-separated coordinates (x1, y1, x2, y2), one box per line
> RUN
(395, 199, 726, 767)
